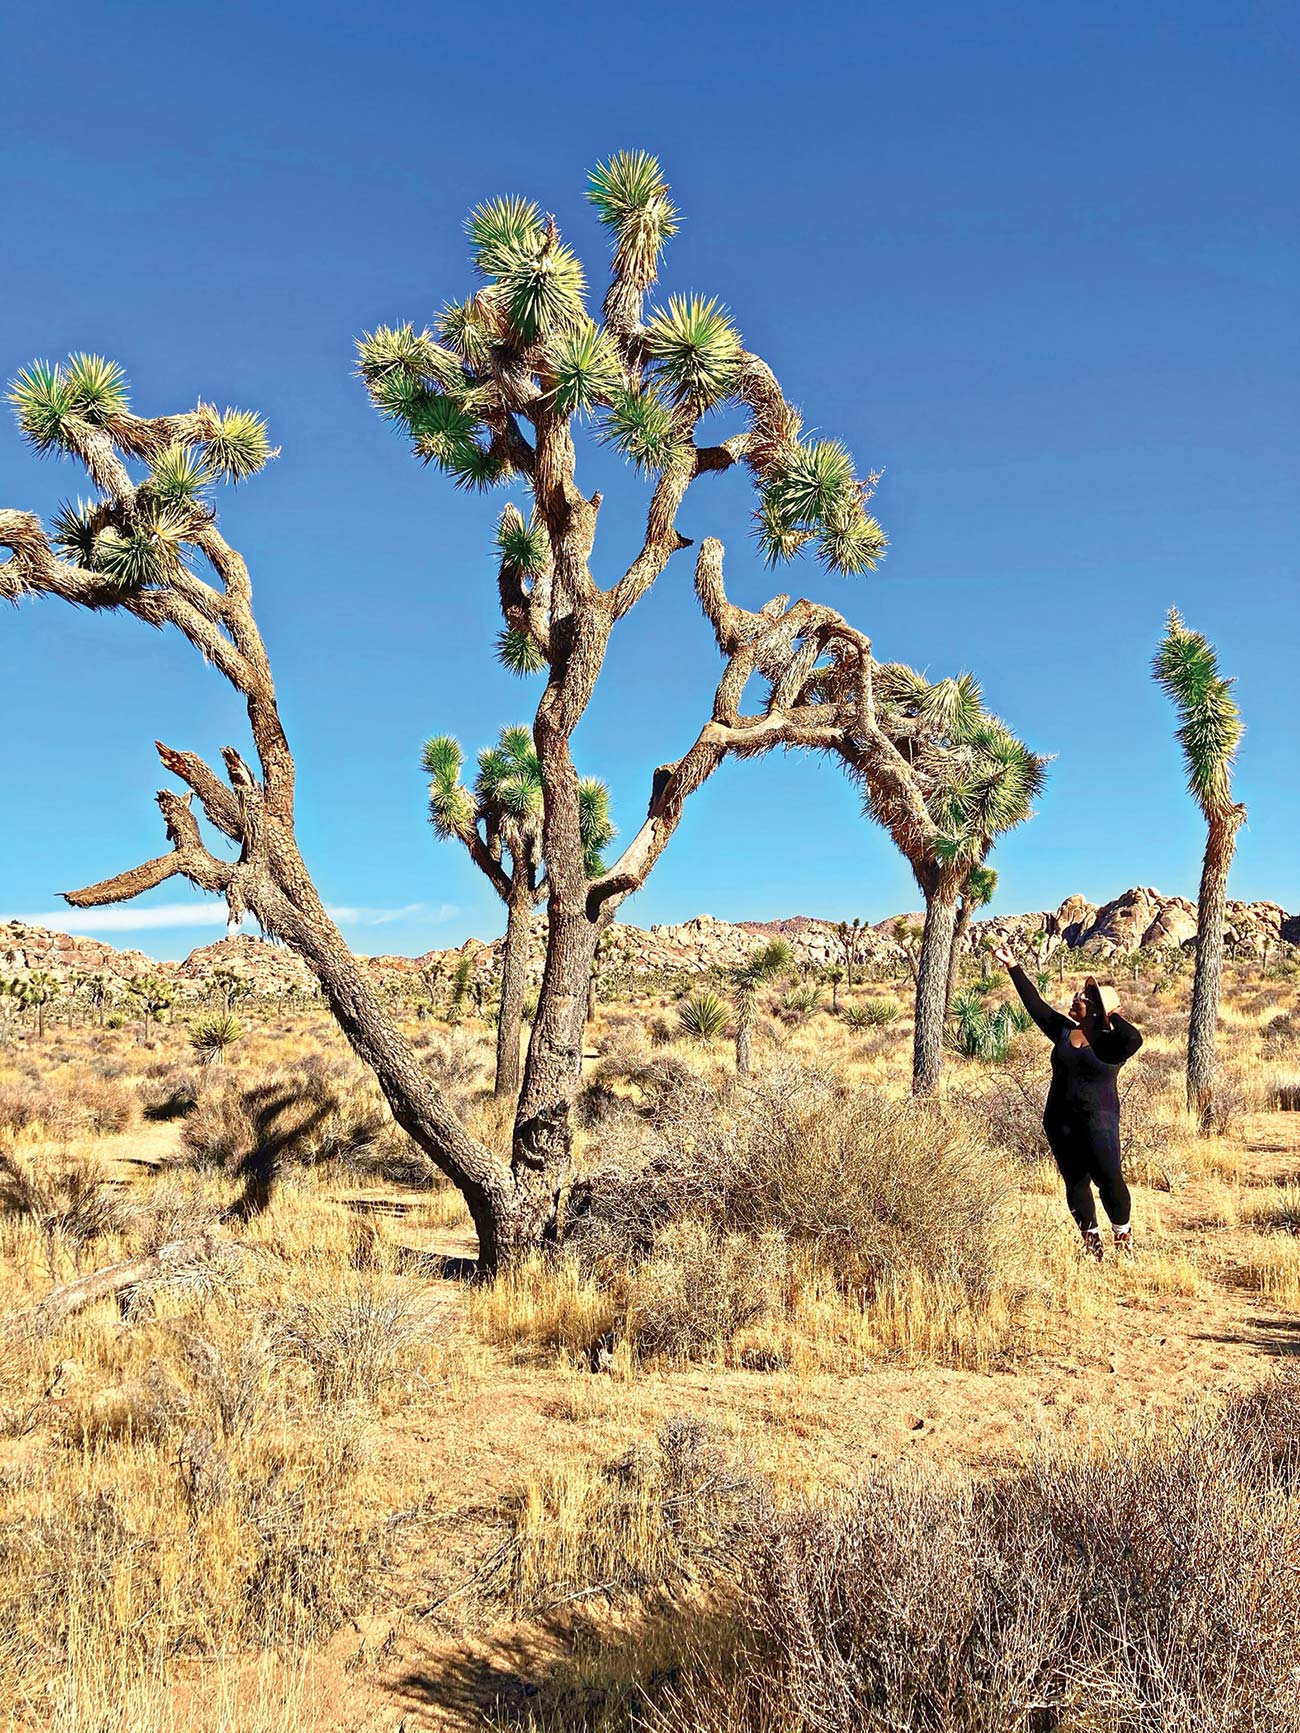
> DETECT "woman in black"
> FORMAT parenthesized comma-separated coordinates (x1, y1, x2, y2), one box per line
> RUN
(993, 945, 1143, 1260)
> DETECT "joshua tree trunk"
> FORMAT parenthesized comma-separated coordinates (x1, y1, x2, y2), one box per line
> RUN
(736, 995, 755, 1077)
(912, 877, 961, 1096)
(495, 878, 532, 1104)
(1187, 809, 1244, 1131)
(944, 899, 973, 1018)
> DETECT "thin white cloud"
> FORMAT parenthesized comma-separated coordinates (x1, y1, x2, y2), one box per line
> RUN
(3, 901, 458, 936)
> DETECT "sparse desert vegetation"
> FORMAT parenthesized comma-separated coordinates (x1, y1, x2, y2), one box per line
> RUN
(1, 942, 1298, 1730)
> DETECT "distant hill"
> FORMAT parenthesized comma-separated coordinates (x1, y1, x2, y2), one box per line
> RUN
(0, 888, 1295, 998)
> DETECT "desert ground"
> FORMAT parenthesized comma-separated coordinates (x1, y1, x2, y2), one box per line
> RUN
(2, 946, 1299, 1731)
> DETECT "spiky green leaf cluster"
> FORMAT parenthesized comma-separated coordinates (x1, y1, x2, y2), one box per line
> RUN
(422, 734, 477, 840)
(9, 354, 128, 451)
(644, 295, 741, 411)
(547, 322, 624, 417)
(51, 498, 188, 591)
(476, 726, 543, 821)
(206, 409, 272, 482)
(757, 438, 887, 576)
(495, 505, 548, 576)
(587, 151, 679, 289)
(467, 197, 545, 276)
(356, 324, 465, 394)
(495, 627, 547, 675)
(599, 385, 679, 473)
(1152, 608, 1243, 817)
(147, 442, 214, 510)
(733, 937, 794, 996)
(578, 777, 616, 878)
(494, 236, 587, 344)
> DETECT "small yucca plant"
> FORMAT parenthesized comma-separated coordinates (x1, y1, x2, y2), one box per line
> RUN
(677, 990, 728, 1040)
(189, 1012, 243, 1066)
(843, 997, 901, 1029)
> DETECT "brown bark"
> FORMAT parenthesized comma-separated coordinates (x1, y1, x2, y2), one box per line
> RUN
(495, 878, 532, 1104)
(913, 878, 961, 1096)
(736, 994, 755, 1077)
(1187, 808, 1244, 1132)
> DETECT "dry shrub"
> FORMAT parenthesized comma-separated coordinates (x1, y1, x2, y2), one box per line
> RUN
(178, 1059, 389, 1177)
(622, 1222, 786, 1360)
(410, 1025, 492, 1106)
(269, 1280, 425, 1403)
(975, 1050, 1050, 1161)
(0, 1148, 126, 1247)
(665, 1381, 1300, 1733)
(0, 1074, 136, 1138)
(138, 1066, 201, 1121)
(495, 1417, 757, 1616)
(569, 1066, 1010, 1305)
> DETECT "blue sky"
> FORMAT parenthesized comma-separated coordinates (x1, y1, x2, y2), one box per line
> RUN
(2, 0, 1296, 959)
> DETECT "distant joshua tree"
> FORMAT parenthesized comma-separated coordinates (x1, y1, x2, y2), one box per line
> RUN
(424, 726, 612, 1100)
(129, 974, 174, 1039)
(835, 917, 867, 987)
(18, 971, 59, 1040)
(210, 965, 253, 1015)
(842, 671, 1045, 1095)
(1153, 609, 1246, 1131)
(730, 939, 793, 1076)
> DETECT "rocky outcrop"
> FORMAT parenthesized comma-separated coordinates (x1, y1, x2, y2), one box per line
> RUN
(1, 887, 1294, 1001)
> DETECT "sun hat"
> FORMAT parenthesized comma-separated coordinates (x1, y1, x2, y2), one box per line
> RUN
(1083, 976, 1120, 1020)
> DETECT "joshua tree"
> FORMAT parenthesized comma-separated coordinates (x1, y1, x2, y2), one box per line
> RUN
(841, 670, 1046, 1094)
(587, 928, 618, 1026)
(129, 974, 174, 1039)
(423, 726, 612, 1100)
(18, 971, 59, 1039)
(1153, 608, 1246, 1131)
(835, 917, 867, 986)
(80, 971, 114, 1028)
(821, 963, 846, 1012)
(892, 917, 922, 985)
(945, 864, 998, 1016)
(730, 939, 793, 1076)
(210, 965, 253, 1016)
(0, 157, 929, 1270)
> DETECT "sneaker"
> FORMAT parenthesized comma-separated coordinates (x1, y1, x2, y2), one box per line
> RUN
(1112, 1225, 1134, 1260)
(1081, 1226, 1104, 1262)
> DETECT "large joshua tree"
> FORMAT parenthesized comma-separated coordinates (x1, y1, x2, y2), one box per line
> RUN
(4, 156, 893, 1270)
(1152, 608, 1246, 1131)
(423, 725, 612, 1101)
(838, 669, 1046, 1095)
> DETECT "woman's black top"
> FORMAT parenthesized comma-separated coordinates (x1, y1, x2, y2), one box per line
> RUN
(1008, 964, 1143, 1125)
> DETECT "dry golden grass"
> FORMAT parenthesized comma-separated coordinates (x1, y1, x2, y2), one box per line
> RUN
(0, 955, 1295, 1728)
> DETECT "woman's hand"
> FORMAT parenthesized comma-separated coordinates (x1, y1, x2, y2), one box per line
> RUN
(992, 943, 1017, 970)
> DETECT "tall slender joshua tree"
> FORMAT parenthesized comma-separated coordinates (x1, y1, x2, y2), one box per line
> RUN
(423, 726, 612, 1100)
(839, 669, 1046, 1095)
(730, 939, 793, 1076)
(1152, 608, 1246, 1131)
(4, 157, 891, 1271)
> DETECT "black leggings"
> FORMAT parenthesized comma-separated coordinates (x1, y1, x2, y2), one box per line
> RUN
(1045, 1113, 1131, 1233)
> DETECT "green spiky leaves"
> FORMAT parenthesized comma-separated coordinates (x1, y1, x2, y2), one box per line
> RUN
(496, 627, 547, 675)
(546, 322, 623, 417)
(644, 295, 741, 411)
(205, 410, 272, 483)
(495, 505, 548, 577)
(356, 324, 465, 394)
(757, 439, 887, 576)
(468, 197, 545, 277)
(578, 777, 616, 878)
(587, 151, 679, 289)
(599, 385, 679, 474)
(495, 233, 587, 344)
(9, 354, 129, 451)
(147, 442, 213, 510)
(50, 498, 104, 567)
(1153, 607, 1244, 816)
(50, 494, 191, 591)
(422, 735, 477, 840)
(476, 726, 543, 821)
